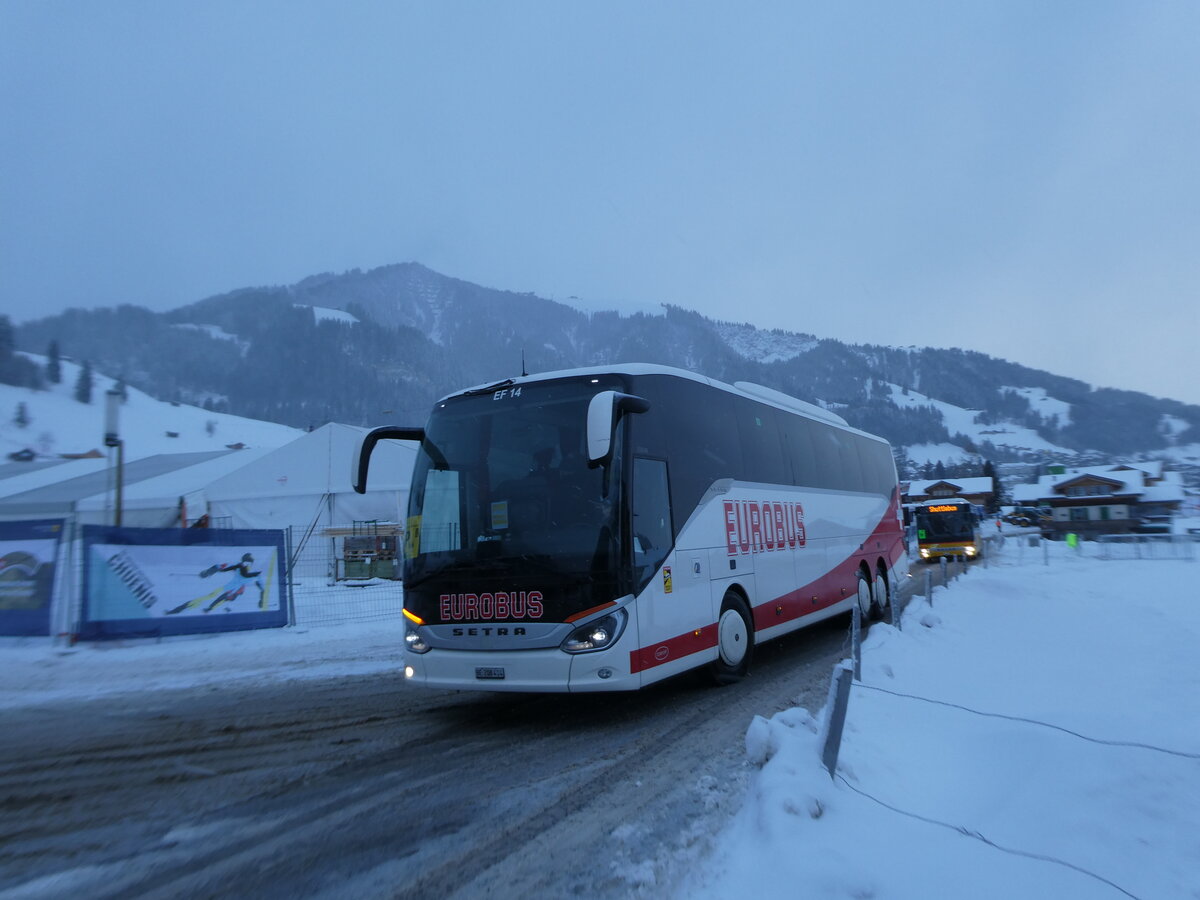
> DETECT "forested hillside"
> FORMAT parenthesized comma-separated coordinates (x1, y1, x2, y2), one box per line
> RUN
(14, 263, 1200, 464)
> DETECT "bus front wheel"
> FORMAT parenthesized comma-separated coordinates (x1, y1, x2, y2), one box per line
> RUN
(711, 592, 754, 686)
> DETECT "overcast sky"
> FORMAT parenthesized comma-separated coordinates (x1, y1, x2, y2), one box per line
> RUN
(3, 2, 1198, 405)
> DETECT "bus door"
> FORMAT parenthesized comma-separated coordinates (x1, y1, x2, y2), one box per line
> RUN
(629, 456, 682, 651)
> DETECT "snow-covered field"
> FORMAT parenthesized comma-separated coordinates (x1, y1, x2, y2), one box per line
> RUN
(889, 383, 1074, 463)
(681, 544, 1200, 900)
(4, 540, 1197, 898)
(2, 354, 300, 461)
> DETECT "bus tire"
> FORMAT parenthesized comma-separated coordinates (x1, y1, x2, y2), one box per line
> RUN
(855, 569, 873, 621)
(872, 570, 890, 621)
(711, 592, 754, 686)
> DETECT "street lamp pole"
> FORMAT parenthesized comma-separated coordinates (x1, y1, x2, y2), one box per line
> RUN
(104, 389, 124, 527)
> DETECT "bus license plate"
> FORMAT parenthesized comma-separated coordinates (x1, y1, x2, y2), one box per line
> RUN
(475, 667, 506, 680)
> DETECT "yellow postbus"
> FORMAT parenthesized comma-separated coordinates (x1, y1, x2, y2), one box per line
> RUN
(914, 498, 982, 561)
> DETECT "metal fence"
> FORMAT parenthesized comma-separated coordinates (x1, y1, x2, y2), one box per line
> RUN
(1094, 533, 1197, 562)
(285, 523, 404, 627)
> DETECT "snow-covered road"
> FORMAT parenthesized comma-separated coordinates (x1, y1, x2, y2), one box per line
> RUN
(0, 605, 862, 898)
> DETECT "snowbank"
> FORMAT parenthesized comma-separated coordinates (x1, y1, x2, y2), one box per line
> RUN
(0, 618, 405, 709)
(681, 550, 1200, 899)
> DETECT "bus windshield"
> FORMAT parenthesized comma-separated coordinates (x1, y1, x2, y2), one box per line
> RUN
(404, 377, 625, 591)
(915, 507, 974, 541)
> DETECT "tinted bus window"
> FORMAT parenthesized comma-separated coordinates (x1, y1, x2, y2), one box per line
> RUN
(860, 438, 896, 497)
(808, 420, 842, 489)
(632, 376, 743, 522)
(779, 415, 816, 487)
(833, 430, 865, 493)
(736, 403, 789, 486)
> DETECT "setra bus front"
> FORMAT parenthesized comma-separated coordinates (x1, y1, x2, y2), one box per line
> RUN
(354, 373, 648, 692)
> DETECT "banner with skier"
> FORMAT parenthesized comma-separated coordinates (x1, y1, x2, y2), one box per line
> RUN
(79, 526, 288, 638)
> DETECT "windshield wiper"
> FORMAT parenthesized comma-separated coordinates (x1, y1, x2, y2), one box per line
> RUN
(461, 378, 516, 397)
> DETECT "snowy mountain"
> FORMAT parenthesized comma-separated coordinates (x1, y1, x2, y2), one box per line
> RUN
(1, 354, 301, 462)
(13, 263, 1200, 477)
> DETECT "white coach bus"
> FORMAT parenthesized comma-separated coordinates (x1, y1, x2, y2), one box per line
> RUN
(354, 364, 907, 692)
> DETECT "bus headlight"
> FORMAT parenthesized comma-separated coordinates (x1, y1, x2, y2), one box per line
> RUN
(561, 609, 628, 654)
(919, 548, 930, 558)
(965, 546, 977, 557)
(405, 627, 431, 655)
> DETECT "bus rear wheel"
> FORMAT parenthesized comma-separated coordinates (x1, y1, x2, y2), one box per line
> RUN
(855, 570, 873, 621)
(872, 571, 890, 620)
(711, 592, 754, 686)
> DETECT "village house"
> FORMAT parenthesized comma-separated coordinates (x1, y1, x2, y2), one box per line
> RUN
(902, 476, 996, 511)
(1011, 461, 1184, 539)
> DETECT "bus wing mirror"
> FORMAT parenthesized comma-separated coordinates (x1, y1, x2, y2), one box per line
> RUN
(353, 425, 424, 493)
(587, 391, 650, 465)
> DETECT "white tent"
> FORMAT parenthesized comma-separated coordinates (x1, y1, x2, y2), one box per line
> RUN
(0, 451, 256, 527)
(204, 423, 418, 532)
(71, 447, 274, 527)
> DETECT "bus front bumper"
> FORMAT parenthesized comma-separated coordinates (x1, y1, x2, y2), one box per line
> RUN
(919, 543, 979, 561)
(403, 644, 639, 693)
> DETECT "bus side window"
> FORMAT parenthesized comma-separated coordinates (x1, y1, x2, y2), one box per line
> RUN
(736, 404, 788, 486)
(834, 433, 865, 493)
(632, 457, 673, 584)
(809, 422, 841, 489)
(863, 439, 896, 497)
(781, 415, 816, 487)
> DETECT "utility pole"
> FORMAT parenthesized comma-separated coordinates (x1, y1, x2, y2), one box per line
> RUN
(105, 389, 124, 527)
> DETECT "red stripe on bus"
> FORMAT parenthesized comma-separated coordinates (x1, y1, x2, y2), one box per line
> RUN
(633, 495, 907, 674)
(565, 601, 618, 623)
(630, 623, 718, 673)
(753, 501, 906, 630)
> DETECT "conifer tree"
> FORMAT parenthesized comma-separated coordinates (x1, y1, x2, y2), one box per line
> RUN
(14, 402, 29, 428)
(74, 360, 94, 404)
(46, 340, 62, 384)
(0, 316, 13, 357)
(983, 459, 1002, 511)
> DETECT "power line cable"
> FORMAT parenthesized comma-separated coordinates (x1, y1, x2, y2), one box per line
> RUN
(835, 773, 1143, 900)
(852, 683, 1200, 760)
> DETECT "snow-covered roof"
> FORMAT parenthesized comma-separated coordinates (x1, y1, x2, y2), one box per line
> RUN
(906, 476, 995, 496)
(1141, 482, 1186, 503)
(0, 459, 74, 482)
(72, 446, 275, 513)
(0, 451, 233, 515)
(0, 458, 111, 501)
(204, 422, 416, 501)
(1010, 462, 1185, 503)
(1111, 459, 1164, 479)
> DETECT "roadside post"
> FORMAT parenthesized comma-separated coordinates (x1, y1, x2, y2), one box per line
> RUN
(851, 605, 862, 681)
(821, 661, 854, 778)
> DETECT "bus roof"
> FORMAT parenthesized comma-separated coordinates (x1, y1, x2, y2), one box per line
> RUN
(915, 498, 973, 509)
(439, 363, 891, 444)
